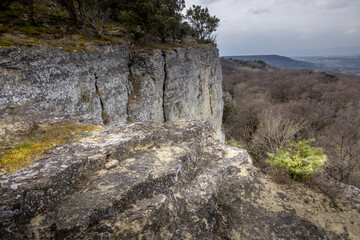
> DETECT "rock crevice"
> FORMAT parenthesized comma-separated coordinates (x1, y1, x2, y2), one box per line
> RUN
(162, 52, 168, 123)
(94, 73, 108, 125)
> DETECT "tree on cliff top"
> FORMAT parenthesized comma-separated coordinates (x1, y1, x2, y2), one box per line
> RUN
(153, 0, 186, 43)
(0, 0, 220, 45)
(56, 0, 119, 35)
(186, 5, 220, 43)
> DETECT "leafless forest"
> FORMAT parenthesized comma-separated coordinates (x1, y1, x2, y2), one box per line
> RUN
(221, 58, 360, 188)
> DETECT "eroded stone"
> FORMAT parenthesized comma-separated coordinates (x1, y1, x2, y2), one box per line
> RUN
(1, 122, 357, 239)
(105, 160, 119, 170)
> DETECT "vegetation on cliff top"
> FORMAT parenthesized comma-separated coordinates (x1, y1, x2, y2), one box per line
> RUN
(0, 0, 219, 49)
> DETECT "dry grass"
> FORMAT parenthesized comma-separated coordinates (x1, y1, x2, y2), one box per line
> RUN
(348, 171, 360, 189)
(269, 168, 292, 185)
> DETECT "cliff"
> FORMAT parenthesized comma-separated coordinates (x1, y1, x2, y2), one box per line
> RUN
(1, 44, 360, 239)
(0, 43, 223, 140)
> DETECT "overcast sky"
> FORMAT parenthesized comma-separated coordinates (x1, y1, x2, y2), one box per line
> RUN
(185, 0, 360, 56)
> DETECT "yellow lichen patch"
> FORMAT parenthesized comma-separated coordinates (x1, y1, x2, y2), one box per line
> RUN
(0, 141, 55, 173)
(0, 122, 103, 174)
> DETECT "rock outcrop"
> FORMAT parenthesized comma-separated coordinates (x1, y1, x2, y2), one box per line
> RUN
(1, 121, 359, 239)
(0, 44, 223, 140)
(1, 44, 359, 239)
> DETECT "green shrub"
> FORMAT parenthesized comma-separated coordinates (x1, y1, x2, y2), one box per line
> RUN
(266, 138, 327, 180)
(228, 139, 242, 148)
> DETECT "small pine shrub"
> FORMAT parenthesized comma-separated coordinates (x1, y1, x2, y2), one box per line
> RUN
(266, 138, 327, 180)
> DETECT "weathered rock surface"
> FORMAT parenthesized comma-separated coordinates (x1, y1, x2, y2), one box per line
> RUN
(0, 44, 223, 140)
(1, 122, 359, 239)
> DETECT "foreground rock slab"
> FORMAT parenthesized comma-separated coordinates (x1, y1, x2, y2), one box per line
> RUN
(1, 122, 359, 239)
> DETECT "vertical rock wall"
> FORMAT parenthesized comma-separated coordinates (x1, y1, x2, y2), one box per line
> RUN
(163, 47, 223, 139)
(0, 44, 223, 139)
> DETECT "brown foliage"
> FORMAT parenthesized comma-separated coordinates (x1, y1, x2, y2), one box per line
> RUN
(349, 171, 360, 189)
(221, 58, 360, 186)
(269, 168, 292, 185)
(249, 109, 304, 163)
(304, 175, 342, 202)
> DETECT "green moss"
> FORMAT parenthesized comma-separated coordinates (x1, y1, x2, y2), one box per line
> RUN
(126, 116, 133, 123)
(22, 38, 38, 46)
(228, 139, 242, 148)
(146, 42, 179, 51)
(77, 35, 117, 44)
(18, 24, 47, 35)
(0, 38, 14, 47)
(78, 35, 100, 42)
(18, 26, 42, 35)
(62, 44, 87, 52)
(81, 93, 91, 103)
(0, 25, 9, 34)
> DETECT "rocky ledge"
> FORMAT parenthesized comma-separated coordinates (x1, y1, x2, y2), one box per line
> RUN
(1, 121, 359, 239)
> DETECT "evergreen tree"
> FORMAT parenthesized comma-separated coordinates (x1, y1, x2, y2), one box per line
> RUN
(186, 5, 219, 42)
(57, 0, 119, 35)
(154, 0, 185, 43)
(0, 0, 14, 10)
(119, 0, 157, 43)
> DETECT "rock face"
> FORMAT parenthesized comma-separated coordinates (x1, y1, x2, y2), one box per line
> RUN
(1, 122, 359, 239)
(0, 44, 223, 140)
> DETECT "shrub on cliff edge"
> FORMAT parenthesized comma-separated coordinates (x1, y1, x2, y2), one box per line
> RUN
(266, 138, 327, 180)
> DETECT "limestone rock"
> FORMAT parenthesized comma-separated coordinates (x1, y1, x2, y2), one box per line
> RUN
(223, 91, 235, 107)
(163, 47, 223, 140)
(1, 122, 357, 239)
(105, 160, 119, 170)
(0, 44, 223, 140)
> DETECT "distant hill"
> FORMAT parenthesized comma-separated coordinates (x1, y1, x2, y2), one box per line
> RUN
(294, 55, 360, 75)
(224, 55, 319, 70)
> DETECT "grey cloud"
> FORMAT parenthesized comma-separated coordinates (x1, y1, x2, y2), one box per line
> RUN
(186, 0, 360, 56)
(314, 0, 349, 9)
(200, 0, 221, 4)
(249, 8, 270, 14)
